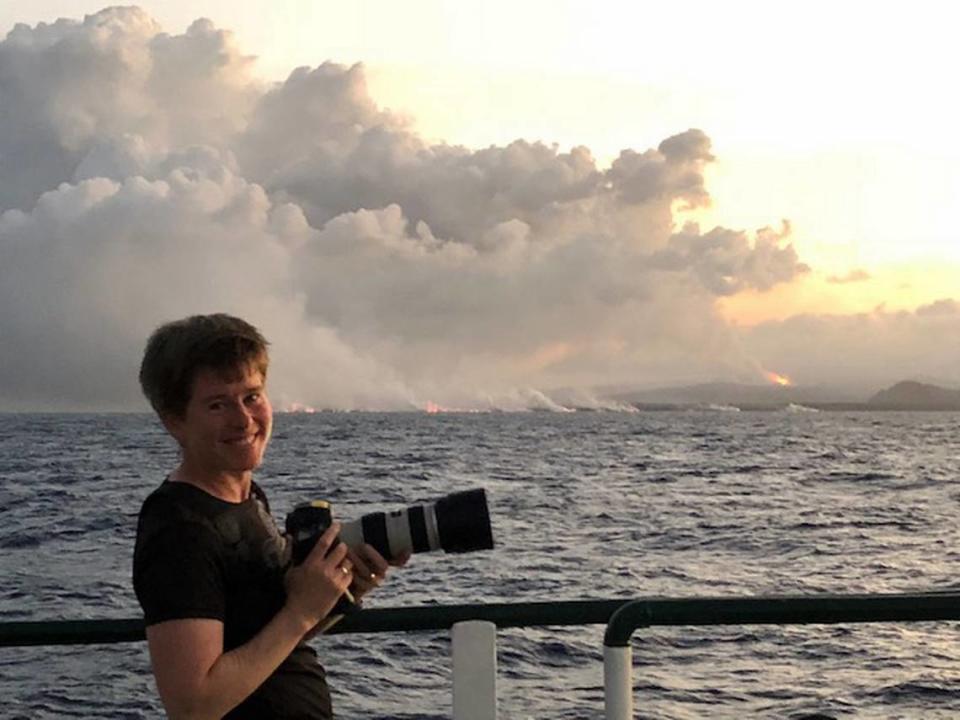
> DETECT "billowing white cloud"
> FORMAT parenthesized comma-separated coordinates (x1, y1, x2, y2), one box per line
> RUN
(652, 221, 808, 295)
(0, 7, 949, 411)
(0, 8, 259, 210)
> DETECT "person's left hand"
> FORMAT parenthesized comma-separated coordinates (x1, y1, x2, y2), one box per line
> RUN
(345, 544, 411, 602)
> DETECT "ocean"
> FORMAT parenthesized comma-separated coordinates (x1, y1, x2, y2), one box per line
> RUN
(1, 410, 959, 719)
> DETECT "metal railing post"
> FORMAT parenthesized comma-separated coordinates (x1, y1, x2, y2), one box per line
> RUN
(603, 601, 650, 720)
(452, 620, 497, 720)
(603, 643, 632, 720)
(602, 592, 960, 719)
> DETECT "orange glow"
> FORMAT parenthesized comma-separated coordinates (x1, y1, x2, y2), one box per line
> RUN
(283, 402, 316, 413)
(765, 371, 792, 387)
(424, 401, 443, 414)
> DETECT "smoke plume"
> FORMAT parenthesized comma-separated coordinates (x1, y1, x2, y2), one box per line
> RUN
(0, 7, 948, 411)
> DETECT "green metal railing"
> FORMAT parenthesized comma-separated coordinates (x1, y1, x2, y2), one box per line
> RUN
(603, 590, 960, 646)
(3, 592, 959, 648)
(4, 592, 960, 719)
(0, 598, 627, 647)
(601, 591, 960, 720)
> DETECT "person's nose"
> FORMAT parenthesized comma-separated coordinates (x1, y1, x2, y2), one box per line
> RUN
(227, 400, 253, 428)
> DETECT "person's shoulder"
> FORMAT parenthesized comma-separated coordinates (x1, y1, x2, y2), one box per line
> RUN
(140, 479, 187, 514)
(250, 480, 271, 512)
(135, 482, 224, 558)
(139, 480, 218, 530)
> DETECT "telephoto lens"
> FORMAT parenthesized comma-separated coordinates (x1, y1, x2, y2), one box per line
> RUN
(338, 488, 494, 563)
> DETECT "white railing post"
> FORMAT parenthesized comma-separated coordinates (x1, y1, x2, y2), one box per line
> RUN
(452, 620, 497, 720)
(604, 644, 633, 720)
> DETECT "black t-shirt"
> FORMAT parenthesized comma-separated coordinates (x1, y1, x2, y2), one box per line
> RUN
(133, 480, 333, 719)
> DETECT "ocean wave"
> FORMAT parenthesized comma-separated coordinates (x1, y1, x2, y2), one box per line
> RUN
(3, 412, 960, 717)
(785, 403, 820, 413)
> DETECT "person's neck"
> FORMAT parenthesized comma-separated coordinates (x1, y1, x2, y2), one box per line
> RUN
(170, 464, 252, 504)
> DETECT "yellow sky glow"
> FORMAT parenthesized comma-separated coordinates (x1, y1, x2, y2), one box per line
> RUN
(718, 260, 960, 326)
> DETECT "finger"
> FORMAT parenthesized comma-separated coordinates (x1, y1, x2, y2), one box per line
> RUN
(348, 575, 377, 603)
(390, 549, 412, 568)
(363, 544, 392, 575)
(323, 541, 348, 568)
(303, 522, 342, 561)
(333, 560, 353, 587)
(345, 547, 372, 578)
(351, 545, 386, 581)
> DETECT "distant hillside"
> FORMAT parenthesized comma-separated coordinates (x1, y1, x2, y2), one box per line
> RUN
(600, 380, 960, 411)
(867, 381, 960, 410)
(612, 382, 860, 409)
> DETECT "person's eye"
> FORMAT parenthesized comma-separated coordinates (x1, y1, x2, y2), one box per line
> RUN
(208, 401, 224, 411)
(245, 393, 261, 404)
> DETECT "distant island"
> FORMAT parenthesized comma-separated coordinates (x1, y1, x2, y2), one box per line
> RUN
(603, 380, 960, 411)
(866, 381, 960, 410)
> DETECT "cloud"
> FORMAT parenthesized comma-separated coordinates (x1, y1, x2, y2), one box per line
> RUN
(915, 298, 959, 317)
(651, 220, 809, 295)
(0, 8, 260, 211)
(0, 166, 416, 410)
(607, 129, 714, 208)
(0, 7, 947, 411)
(826, 269, 871, 284)
(742, 305, 960, 391)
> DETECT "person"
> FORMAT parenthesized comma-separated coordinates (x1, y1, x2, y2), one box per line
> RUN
(133, 313, 404, 719)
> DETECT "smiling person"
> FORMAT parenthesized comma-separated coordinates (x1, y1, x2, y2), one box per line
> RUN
(133, 314, 400, 719)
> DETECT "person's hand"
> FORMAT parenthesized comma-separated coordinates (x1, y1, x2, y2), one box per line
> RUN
(345, 544, 411, 602)
(283, 523, 354, 628)
(389, 550, 412, 568)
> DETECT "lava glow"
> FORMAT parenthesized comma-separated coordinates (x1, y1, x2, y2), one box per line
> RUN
(765, 371, 793, 387)
(282, 402, 317, 413)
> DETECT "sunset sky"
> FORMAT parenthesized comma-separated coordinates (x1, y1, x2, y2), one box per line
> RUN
(0, 2, 957, 410)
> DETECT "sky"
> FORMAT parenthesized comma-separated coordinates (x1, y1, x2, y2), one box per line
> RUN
(0, 2, 958, 411)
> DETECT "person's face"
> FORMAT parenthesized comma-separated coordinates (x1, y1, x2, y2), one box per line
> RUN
(165, 364, 273, 478)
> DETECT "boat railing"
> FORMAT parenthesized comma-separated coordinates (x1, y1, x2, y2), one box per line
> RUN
(601, 591, 960, 719)
(3, 592, 960, 719)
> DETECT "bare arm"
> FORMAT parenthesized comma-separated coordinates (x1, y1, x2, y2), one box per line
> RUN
(146, 524, 351, 720)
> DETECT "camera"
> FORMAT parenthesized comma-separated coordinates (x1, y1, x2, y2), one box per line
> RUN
(284, 489, 493, 629)
(285, 488, 494, 565)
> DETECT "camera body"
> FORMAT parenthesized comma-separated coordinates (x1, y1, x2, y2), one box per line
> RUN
(285, 500, 339, 565)
(284, 500, 358, 618)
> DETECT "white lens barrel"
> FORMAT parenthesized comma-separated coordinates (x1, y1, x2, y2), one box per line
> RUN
(383, 509, 415, 558)
(338, 521, 365, 550)
(338, 491, 488, 561)
(423, 503, 441, 552)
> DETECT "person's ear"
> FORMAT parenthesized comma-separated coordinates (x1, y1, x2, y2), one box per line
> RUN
(161, 413, 187, 447)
